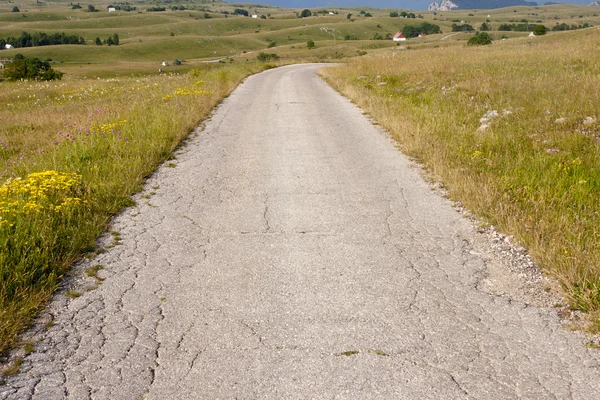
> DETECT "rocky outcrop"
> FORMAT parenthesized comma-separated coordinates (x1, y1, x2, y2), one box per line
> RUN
(429, 0, 537, 10)
(428, 0, 458, 11)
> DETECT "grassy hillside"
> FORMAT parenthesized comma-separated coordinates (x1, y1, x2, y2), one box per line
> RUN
(1, 1, 599, 77)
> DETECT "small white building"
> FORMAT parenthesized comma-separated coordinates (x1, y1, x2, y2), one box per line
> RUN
(251, 15, 258, 19)
(393, 32, 407, 42)
(329, 12, 334, 15)
(108, 7, 116, 12)
(161, 61, 169, 67)
(5, 44, 13, 49)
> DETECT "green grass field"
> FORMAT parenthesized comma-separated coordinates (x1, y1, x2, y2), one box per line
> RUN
(2, 0, 600, 359)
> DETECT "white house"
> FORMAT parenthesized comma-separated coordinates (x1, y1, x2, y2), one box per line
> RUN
(108, 7, 116, 12)
(161, 61, 168, 67)
(251, 15, 258, 18)
(329, 12, 334, 15)
(5, 44, 13, 49)
(393, 32, 406, 42)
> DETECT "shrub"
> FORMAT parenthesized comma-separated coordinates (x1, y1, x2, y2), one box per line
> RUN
(467, 32, 493, 46)
(12, 6, 20, 12)
(390, 11, 399, 17)
(307, 39, 315, 49)
(533, 24, 547, 35)
(256, 53, 279, 62)
(300, 9, 311, 18)
(267, 41, 276, 48)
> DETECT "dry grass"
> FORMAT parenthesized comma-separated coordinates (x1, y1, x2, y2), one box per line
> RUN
(320, 28, 600, 330)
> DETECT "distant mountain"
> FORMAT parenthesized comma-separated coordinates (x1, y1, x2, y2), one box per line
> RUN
(224, 0, 594, 11)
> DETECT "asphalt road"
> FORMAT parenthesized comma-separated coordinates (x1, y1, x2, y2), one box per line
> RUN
(2, 64, 600, 399)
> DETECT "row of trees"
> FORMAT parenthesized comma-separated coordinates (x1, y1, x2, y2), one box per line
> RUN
(390, 11, 417, 18)
(0, 32, 121, 49)
(0, 32, 85, 49)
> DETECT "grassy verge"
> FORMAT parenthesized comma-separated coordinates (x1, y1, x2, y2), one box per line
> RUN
(0, 62, 269, 354)
(319, 29, 600, 329)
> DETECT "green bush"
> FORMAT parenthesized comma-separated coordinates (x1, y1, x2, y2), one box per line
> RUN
(256, 53, 279, 62)
(467, 32, 493, 46)
(534, 24, 547, 35)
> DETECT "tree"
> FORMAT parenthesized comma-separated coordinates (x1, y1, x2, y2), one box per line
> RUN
(12, 6, 20, 12)
(3, 55, 63, 81)
(173, 59, 182, 65)
(87, 5, 97, 12)
(112, 33, 119, 45)
(72, 4, 82, 9)
(390, 11, 399, 17)
(467, 32, 493, 46)
(480, 22, 490, 31)
(233, 8, 248, 17)
(533, 24, 547, 35)
(95, 37, 102, 45)
(347, 13, 352, 19)
(300, 9, 311, 18)
(307, 39, 315, 49)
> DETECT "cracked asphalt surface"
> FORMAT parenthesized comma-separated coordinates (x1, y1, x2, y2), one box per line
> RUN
(2, 64, 600, 399)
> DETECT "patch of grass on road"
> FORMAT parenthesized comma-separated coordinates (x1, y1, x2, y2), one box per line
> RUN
(0, 63, 267, 354)
(320, 29, 600, 330)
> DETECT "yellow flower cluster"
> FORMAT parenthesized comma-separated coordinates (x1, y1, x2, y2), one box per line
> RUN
(0, 171, 87, 228)
(91, 120, 128, 133)
(163, 87, 210, 100)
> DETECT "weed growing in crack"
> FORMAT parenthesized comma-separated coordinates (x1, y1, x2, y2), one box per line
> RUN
(1, 357, 22, 376)
(22, 341, 34, 355)
(65, 290, 81, 299)
(85, 265, 105, 284)
(340, 350, 359, 356)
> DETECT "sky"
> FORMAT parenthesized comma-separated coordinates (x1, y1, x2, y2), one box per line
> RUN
(223, 0, 593, 11)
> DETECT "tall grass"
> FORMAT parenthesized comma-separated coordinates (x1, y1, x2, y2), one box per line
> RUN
(0, 63, 268, 354)
(320, 29, 600, 329)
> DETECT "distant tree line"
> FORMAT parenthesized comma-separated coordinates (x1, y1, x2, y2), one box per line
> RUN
(452, 23, 475, 32)
(403, 22, 441, 38)
(551, 22, 590, 31)
(0, 32, 85, 49)
(390, 11, 416, 18)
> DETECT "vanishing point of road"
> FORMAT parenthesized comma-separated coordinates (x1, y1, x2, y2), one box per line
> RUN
(2, 64, 600, 399)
